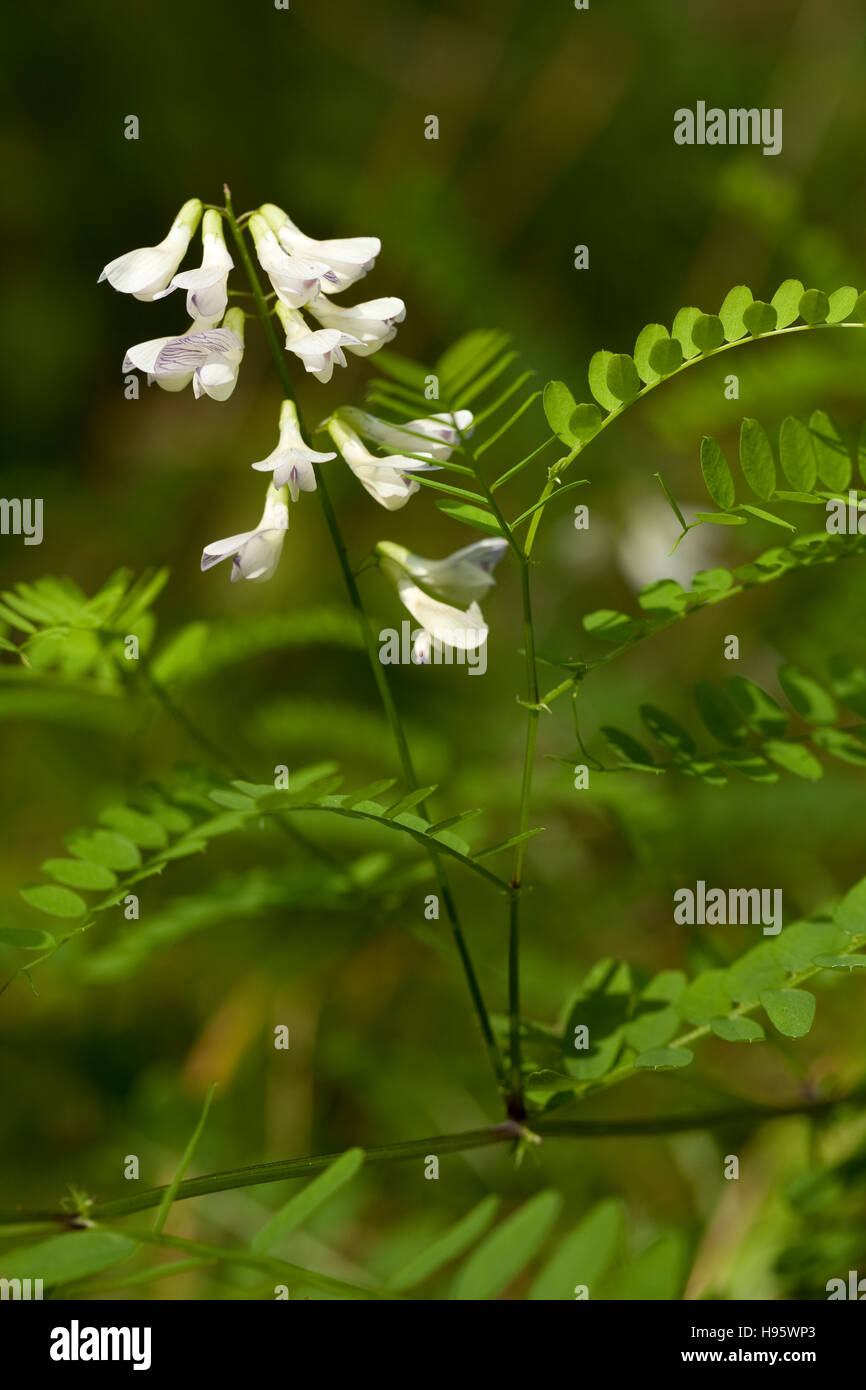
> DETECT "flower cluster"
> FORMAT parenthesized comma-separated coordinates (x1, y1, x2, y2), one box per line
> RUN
(100, 194, 503, 652)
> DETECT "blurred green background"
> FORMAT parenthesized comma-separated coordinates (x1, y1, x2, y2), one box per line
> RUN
(2, 0, 866, 1298)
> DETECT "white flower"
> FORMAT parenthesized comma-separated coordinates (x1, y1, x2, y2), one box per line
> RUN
(123, 311, 244, 401)
(375, 537, 507, 607)
(98, 198, 202, 301)
(250, 399, 336, 500)
(338, 407, 473, 460)
(201, 484, 289, 583)
(158, 210, 233, 323)
(307, 294, 405, 356)
(327, 418, 436, 510)
(378, 549, 492, 662)
(260, 203, 379, 293)
(276, 303, 360, 384)
(248, 213, 338, 308)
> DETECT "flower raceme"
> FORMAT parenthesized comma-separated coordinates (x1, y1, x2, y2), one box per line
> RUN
(201, 483, 289, 584)
(251, 399, 336, 500)
(375, 537, 508, 663)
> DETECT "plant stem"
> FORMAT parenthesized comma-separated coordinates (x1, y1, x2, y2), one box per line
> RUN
(223, 188, 506, 1095)
(456, 432, 542, 1119)
(7, 1092, 860, 1231)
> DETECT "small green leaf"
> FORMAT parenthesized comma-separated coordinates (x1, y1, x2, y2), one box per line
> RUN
(570, 402, 603, 443)
(435, 500, 504, 536)
(761, 739, 823, 780)
(809, 410, 851, 490)
(252, 1148, 365, 1252)
(543, 380, 580, 445)
(633, 324, 669, 384)
(0, 1231, 136, 1288)
(726, 944, 786, 1001)
(605, 353, 641, 405)
(637, 578, 689, 614)
(693, 681, 747, 745)
(777, 665, 836, 725)
(40, 858, 118, 891)
(719, 285, 754, 341)
(588, 350, 619, 411)
(634, 1047, 693, 1070)
(695, 512, 747, 526)
(450, 1191, 563, 1301)
(813, 954, 866, 970)
(640, 704, 695, 757)
(601, 727, 656, 767)
(826, 286, 859, 323)
(648, 335, 684, 376)
(690, 568, 733, 599)
(66, 829, 141, 871)
(671, 306, 702, 360)
(20, 884, 87, 918)
(528, 1199, 624, 1300)
(0, 926, 55, 950)
(387, 1196, 501, 1292)
(760, 988, 816, 1038)
(678, 969, 733, 1024)
(798, 288, 830, 325)
(812, 727, 866, 767)
(727, 676, 788, 735)
(710, 1016, 765, 1042)
(98, 806, 168, 849)
(739, 418, 776, 499)
(691, 313, 725, 353)
(771, 279, 805, 328)
(834, 874, 866, 936)
(779, 417, 817, 492)
(742, 300, 777, 336)
(700, 437, 735, 509)
(582, 609, 644, 642)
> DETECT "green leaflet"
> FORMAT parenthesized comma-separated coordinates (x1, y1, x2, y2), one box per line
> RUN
(760, 988, 817, 1038)
(386, 1196, 501, 1292)
(633, 1047, 693, 1070)
(252, 1148, 365, 1252)
(435, 499, 504, 536)
(543, 379, 580, 445)
(739, 418, 776, 499)
(710, 1016, 765, 1042)
(809, 410, 851, 490)
(719, 285, 754, 340)
(779, 417, 818, 491)
(0, 1232, 136, 1289)
(449, 1191, 563, 1301)
(600, 1233, 687, 1301)
(19, 883, 87, 918)
(700, 437, 736, 509)
(528, 1198, 624, 1300)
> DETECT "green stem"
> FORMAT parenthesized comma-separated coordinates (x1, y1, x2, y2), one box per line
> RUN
(7, 1093, 861, 1231)
(223, 189, 506, 1095)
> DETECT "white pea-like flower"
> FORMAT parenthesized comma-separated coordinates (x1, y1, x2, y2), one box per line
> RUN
(375, 537, 508, 607)
(338, 407, 473, 460)
(306, 294, 406, 356)
(327, 418, 437, 510)
(158, 210, 233, 324)
(376, 539, 507, 662)
(98, 198, 203, 301)
(250, 399, 336, 501)
(123, 309, 245, 401)
(276, 303, 360, 384)
(260, 203, 379, 293)
(201, 483, 289, 583)
(248, 213, 338, 308)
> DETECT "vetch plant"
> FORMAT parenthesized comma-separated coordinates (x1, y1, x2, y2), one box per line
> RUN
(4, 190, 866, 1299)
